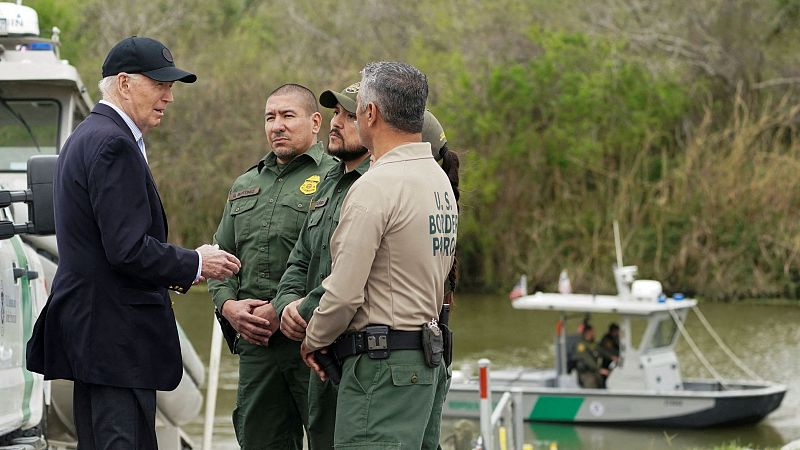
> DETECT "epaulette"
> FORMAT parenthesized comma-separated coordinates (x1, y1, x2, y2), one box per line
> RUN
(323, 162, 344, 180)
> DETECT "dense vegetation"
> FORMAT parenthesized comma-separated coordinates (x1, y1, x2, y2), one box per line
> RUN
(29, 0, 800, 299)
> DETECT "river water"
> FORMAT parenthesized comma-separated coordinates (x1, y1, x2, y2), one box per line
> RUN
(174, 291, 800, 449)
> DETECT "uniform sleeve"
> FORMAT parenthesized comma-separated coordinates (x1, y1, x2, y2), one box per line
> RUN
(304, 183, 384, 351)
(88, 136, 198, 289)
(208, 195, 239, 310)
(297, 284, 325, 322)
(272, 215, 314, 318)
(596, 337, 618, 359)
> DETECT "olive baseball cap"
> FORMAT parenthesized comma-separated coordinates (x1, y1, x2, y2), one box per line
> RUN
(319, 81, 360, 113)
(422, 110, 447, 160)
(102, 36, 197, 83)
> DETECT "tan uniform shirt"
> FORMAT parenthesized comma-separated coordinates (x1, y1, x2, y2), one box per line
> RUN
(305, 142, 458, 351)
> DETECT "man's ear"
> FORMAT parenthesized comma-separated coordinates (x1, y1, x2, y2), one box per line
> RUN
(311, 111, 322, 134)
(366, 102, 379, 128)
(116, 73, 131, 100)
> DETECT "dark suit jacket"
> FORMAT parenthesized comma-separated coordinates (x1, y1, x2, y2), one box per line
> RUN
(26, 103, 199, 391)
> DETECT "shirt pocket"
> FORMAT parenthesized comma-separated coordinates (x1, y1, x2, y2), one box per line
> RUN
(307, 205, 325, 229)
(229, 197, 258, 249)
(279, 196, 311, 236)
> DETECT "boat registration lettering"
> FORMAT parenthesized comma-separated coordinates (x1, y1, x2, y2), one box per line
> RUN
(664, 399, 683, 407)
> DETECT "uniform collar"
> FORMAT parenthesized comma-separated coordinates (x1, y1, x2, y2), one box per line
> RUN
(259, 141, 326, 173)
(370, 142, 433, 170)
(354, 156, 371, 175)
(325, 155, 370, 180)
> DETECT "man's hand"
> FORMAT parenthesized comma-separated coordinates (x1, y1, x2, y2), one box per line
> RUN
(600, 368, 610, 376)
(280, 299, 308, 341)
(300, 339, 326, 381)
(253, 302, 280, 335)
(221, 299, 272, 346)
(197, 244, 241, 280)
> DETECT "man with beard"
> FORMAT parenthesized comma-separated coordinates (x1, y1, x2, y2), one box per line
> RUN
(271, 81, 369, 449)
(208, 84, 336, 449)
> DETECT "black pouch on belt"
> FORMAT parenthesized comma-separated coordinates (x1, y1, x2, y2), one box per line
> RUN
(422, 319, 444, 368)
(440, 323, 453, 367)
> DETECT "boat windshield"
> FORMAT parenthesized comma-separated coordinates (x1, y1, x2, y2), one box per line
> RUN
(0, 99, 60, 171)
(650, 316, 678, 349)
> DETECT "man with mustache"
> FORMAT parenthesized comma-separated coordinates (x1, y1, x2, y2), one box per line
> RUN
(209, 84, 336, 449)
(271, 81, 369, 449)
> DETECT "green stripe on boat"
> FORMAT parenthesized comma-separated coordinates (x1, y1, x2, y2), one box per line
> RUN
(11, 236, 33, 424)
(530, 396, 584, 421)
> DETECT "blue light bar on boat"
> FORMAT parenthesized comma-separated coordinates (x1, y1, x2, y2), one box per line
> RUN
(29, 42, 53, 51)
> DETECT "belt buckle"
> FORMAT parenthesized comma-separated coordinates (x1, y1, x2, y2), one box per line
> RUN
(365, 325, 389, 359)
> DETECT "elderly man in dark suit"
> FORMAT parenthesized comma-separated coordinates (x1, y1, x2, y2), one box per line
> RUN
(26, 36, 245, 450)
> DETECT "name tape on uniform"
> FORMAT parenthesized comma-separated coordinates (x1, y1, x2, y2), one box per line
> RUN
(228, 187, 260, 201)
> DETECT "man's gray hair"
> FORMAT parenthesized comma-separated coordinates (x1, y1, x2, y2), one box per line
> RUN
(358, 62, 428, 134)
(98, 73, 141, 100)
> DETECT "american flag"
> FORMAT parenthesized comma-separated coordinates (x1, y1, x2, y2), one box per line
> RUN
(508, 274, 528, 300)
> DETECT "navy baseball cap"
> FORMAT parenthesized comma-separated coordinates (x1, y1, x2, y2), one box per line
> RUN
(102, 36, 196, 83)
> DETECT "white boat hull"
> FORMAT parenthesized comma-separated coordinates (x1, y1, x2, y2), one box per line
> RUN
(445, 369, 786, 427)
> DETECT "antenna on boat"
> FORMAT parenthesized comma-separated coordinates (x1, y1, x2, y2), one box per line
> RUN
(613, 220, 623, 268)
(611, 221, 637, 298)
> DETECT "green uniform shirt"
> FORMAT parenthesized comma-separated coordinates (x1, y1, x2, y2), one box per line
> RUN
(574, 338, 601, 372)
(209, 142, 336, 309)
(272, 157, 370, 320)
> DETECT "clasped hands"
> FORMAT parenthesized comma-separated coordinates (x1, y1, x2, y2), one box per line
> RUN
(221, 299, 279, 346)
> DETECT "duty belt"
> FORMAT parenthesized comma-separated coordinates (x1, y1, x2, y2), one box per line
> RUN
(333, 327, 423, 360)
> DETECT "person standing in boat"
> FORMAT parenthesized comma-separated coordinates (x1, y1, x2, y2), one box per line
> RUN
(598, 323, 620, 369)
(300, 61, 457, 448)
(575, 324, 609, 389)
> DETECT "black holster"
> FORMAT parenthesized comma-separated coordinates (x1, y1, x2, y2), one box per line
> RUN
(439, 304, 453, 367)
(314, 349, 342, 385)
(422, 322, 444, 368)
(214, 309, 239, 354)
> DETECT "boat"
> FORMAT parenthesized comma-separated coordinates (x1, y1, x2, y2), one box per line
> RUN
(0, 3, 205, 448)
(444, 228, 786, 428)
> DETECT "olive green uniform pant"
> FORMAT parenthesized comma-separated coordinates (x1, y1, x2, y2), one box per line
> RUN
(334, 350, 448, 449)
(578, 371, 602, 389)
(308, 372, 338, 449)
(234, 334, 310, 449)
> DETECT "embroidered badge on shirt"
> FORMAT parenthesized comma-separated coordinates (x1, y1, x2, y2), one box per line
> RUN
(228, 187, 260, 201)
(300, 175, 321, 195)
